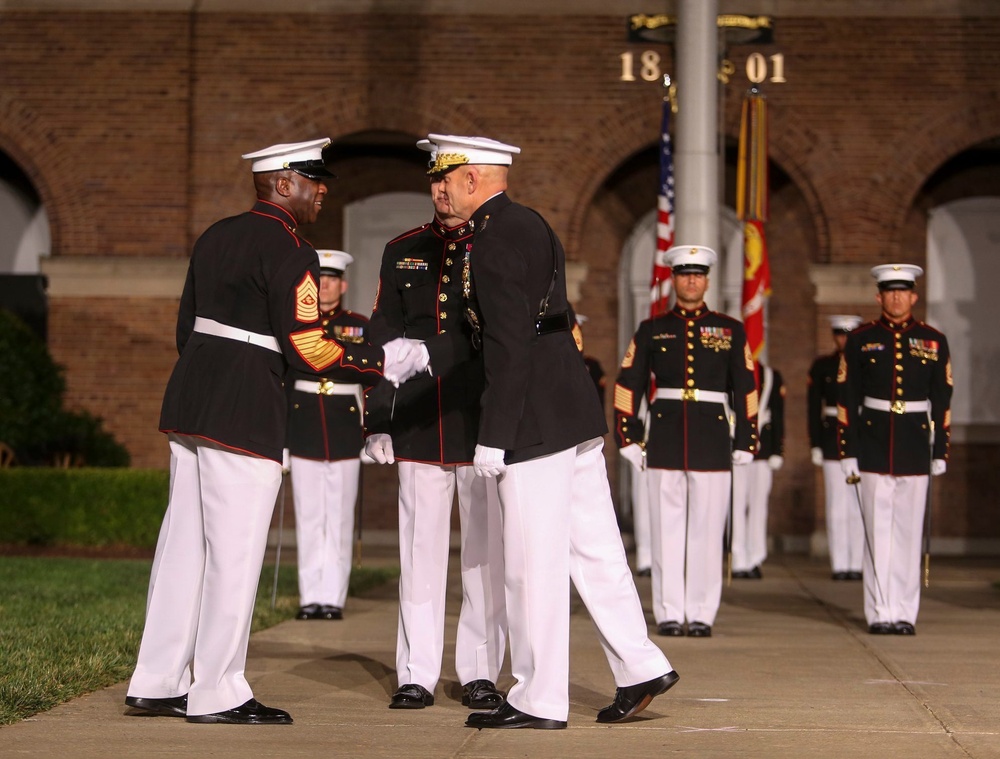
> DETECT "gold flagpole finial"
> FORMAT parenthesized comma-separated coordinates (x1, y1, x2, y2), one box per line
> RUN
(663, 74, 678, 114)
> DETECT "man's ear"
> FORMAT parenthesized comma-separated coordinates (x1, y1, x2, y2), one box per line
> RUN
(274, 173, 293, 198)
(465, 166, 480, 193)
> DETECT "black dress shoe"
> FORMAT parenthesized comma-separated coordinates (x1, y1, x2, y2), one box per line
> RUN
(868, 622, 894, 635)
(466, 701, 566, 730)
(389, 683, 434, 709)
(731, 570, 752, 579)
(186, 698, 292, 724)
(462, 679, 504, 709)
(636, 567, 652, 577)
(847, 571, 863, 581)
(687, 622, 712, 637)
(296, 604, 321, 620)
(749, 566, 763, 579)
(657, 621, 684, 637)
(893, 621, 916, 635)
(596, 670, 679, 723)
(124, 694, 188, 717)
(318, 605, 343, 620)
(831, 571, 850, 581)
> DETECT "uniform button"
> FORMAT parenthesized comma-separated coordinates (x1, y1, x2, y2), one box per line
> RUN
(439, 293, 448, 302)
(687, 379, 695, 387)
(362, 359, 368, 364)
(687, 343, 694, 349)
(687, 321, 695, 327)
(293, 403, 299, 409)
(661, 346, 666, 352)
(921, 359, 927, 365)
(377, 361, 382, 367)
(896, 353, 902, 359)
(440, 312, 447, 319)
(687, 355, 694, 362)
(687, 331, 694, 338)
(347, 355, 353, 361)
(442, 275, 450, 283)
(439, 329, 446, 334)
(896, 364, 904, 371)
(895, 333, 901, 339)
(404, 283, 411, 288)
(687, 367, 694, 374)
(322, 319, 329, 326)
(657, 413, 662, 418)
(446, 258, 453, 266)
(349, 406, 356, 413)
(896, 388, 904, 396)
(870, 358, 876, 364)
(448, 243, 456, 251)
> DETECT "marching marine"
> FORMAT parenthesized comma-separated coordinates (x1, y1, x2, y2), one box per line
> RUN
(286, 249, 370, 621)
(809, 314, 865, 580)
(838, 264, 952, 635)
(615, 244, 759, 638)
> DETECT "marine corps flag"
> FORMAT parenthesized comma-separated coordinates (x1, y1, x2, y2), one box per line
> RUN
(650, 93, 675, 317)
(736, 88, 771, 360)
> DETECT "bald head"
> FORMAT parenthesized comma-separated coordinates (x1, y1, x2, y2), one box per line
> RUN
(438, 164, 509, 220)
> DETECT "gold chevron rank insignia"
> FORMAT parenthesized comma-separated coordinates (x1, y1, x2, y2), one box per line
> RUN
(614, 384, 635, 415)
(290, 328, 344, 371)
(296, 273, 319, 323)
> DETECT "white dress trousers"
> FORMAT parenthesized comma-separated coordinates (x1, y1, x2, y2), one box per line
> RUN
(289, 455, 359, 608)
(823, 459, 865, 573)
(859, 472, 928, 625)
(646, 468, 731, 626)
(730, 460, 772, 572)
(630, 466, 652, 571)
(498, 438, 672, 722)
(395, 461, 506, 692)
(127, 433, 281, 716)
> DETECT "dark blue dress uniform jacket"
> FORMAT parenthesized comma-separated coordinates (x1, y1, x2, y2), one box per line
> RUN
(807, 352, 841, 460)
(755, 366, 785, 460)
(366, 219, 484, 465)
(286, 308, 372, 462)
(613, 305, 759, 472)
(159, 200, 384, 463)
(467, 193, 606, 464)
(837, 316, 953, 476)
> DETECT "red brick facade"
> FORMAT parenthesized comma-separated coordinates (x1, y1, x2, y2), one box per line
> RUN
(1, 8, 998, 545)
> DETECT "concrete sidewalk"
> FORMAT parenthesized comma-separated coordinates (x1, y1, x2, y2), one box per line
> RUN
(2, 553, 999, 758)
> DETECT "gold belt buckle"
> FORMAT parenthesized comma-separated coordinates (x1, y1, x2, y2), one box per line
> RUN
(890, 399, 906, 414)
(681, 388, 698, 402)
(318, 379, 336, 396)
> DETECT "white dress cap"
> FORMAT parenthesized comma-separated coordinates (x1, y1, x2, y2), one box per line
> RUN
(828, 314, 863, 333)
(664, 244, 718, 273)
(424, 134, 521, 175)
(241, 138, 332, 176)
(316, 249, 354, 274)
(871, 263, 923, 290)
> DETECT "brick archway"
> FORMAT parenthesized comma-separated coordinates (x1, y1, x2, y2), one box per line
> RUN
(0, 94, 96, 257)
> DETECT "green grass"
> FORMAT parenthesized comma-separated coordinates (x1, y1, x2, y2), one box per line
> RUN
(0, 556, 399, 725)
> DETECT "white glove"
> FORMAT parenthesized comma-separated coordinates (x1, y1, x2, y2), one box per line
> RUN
(811, 447, 824, 467)
(474, 444, 507, 478)
(840, 457, 860, 479)
(281, 448, 291, 474)
(931, 459, 947, 476)
(359, 446, 377, 465)
(382, 338, 430, 387)
(619, 444, 645, 472)
(364, 433, 395, 465)
(732, 449, 754, 466)
(768, 455, 784, 471)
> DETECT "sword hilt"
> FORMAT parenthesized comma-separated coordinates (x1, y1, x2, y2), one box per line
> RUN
(846, 474, 861, 485)
(923, 553, 930, 588)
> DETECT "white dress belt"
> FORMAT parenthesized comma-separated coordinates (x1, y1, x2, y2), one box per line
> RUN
(863, 396, 930, 414)
(294, 379, 364, 423)
(294, 379, 363, 397)
(655, 387, 728, 404)
(192, 316, 281, 354)
(823, 406, 838, 417)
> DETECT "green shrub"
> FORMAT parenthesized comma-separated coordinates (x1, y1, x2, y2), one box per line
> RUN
(0, 469, 168, 548)
(0, 309, 129, 466)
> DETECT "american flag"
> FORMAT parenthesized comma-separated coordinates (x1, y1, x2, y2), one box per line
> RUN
(650, 97, 674, 317)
